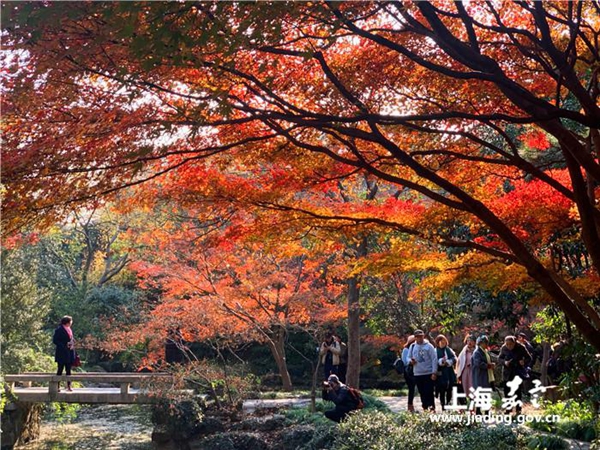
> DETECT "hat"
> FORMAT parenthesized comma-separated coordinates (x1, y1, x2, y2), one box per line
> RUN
(413, 329, 425, 336)
(518, 332, 527, 338)
(327, 374, 340, 384)
(476, 335, 489, 345)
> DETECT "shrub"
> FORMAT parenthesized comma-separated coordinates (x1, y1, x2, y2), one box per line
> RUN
(525, 434, 569, 450)
(336, 410, 522, 450)
(529, 400, 597, 441)
(362, 392, 392, 412)
(279, 424, 336, 450)
(459, 425, 518, 450)
(336, 410, 409, 450)
(285, 405, 335, 426)
(151, 398, 204, 440)
(45, 402, 80, 424)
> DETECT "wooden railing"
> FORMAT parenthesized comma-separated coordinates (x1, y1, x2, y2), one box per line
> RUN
(3, 372, 174, 404)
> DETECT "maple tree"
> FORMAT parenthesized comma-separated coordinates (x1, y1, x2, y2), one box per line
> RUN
(107, 208, 344, 391)
(2, 1, 600, 354)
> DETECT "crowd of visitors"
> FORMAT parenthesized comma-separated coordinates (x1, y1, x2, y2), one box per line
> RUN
(319, 328, 559, 421)
(395, 329, 548, 414)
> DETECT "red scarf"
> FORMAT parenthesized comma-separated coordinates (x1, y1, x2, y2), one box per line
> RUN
(63, 325, 73, 340)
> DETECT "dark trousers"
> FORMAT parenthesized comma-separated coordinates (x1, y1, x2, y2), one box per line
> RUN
(338, 363, 347, 384)
(406, 374, 417, 406)
(437, 384, 453, 410)
(324, 408, 350, 423)
(414, 375, 436, 411)
(57, 363, 72, 390)
(57, 363, 72, 376)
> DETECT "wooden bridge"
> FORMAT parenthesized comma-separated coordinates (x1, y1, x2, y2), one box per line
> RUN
(3, 372, 174, 404)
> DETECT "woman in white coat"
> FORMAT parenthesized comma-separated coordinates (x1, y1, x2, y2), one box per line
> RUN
(457, 335, 477, 398)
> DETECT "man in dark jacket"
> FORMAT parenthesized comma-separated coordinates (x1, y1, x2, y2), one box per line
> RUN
(322, 374, 360, 422)
(517, 332, 538, 368)
(498, 335, 532, 414)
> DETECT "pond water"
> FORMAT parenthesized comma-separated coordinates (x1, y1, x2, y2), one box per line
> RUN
(16, 404, 154, 450)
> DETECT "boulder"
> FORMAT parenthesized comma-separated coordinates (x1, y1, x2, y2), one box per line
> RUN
(193, 416, 225, 437)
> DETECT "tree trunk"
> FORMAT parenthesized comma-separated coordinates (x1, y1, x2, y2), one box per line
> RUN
(346, 276, 361, 389)
(339, 181, 375, 390)
(541, 342, 551, 386)
(346, 236, 368, 389)
(310, 356, 321, 413)
(267, 327, 293, 391)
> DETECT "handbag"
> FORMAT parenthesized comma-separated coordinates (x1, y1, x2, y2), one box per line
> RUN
(72, 354, 81, 368)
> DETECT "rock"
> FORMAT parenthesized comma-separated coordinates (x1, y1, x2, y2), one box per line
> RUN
(152, 441, 185, 450)
(257, 415, 286, 432)
(151, 398, 203, 441)
(0, 402, 42, 449)
(151, 424, 172, 444)
(193, 416, 225, 437)
(189, 434, 236, 450)
(280, 425, 316, 449)
(232, 414, 286, 432)
(229, 432, 271, 450)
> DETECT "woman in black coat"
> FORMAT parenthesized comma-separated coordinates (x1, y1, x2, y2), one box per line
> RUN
(53, 315, 76, 392)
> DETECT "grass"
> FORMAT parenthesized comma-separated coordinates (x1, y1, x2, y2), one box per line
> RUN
(250, 388, 407, 400)
(363, 388, 407, 397)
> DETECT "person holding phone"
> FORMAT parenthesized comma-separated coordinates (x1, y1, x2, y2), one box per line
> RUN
(319, 333, 341, 380)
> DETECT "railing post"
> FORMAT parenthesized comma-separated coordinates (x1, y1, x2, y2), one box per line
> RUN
(49, 379, 59, 395)
(120, 382, 130, 396)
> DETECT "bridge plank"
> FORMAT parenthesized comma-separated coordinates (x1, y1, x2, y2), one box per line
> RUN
(3, 372, 184, 405)
(9, 387, 159, 404)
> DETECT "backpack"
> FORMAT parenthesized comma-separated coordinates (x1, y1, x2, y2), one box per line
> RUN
(393, 357, 406, 375)
(347, 386, 364, 410)
(394, 344, 415, 377)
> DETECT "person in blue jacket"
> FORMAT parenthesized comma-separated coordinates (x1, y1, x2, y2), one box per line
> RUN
(408, 329, 438, 412)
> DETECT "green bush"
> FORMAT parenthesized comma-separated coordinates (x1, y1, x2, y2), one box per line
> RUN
(288, 402, 524, 450)
(529, 400, 598, 441)
(525, 434, 569, 450)
(151, 398, 204, 440)
(362, 392, 392, 412)
(285, 405, 335, 426)
(459, 425, 518, 450)
(363, 388, 408, 397)
(336, 410, 410, 450)
(336, 411, 522, 450)
(46, 402, 81, 424)
(285, 391, 390, 425)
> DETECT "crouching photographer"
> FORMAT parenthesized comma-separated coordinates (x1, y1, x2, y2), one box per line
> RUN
(321, 374, 363, 423)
